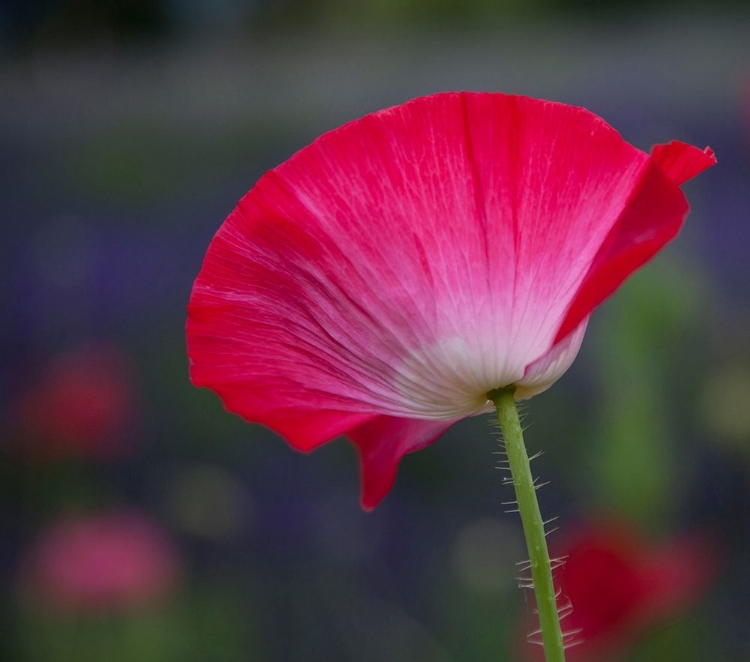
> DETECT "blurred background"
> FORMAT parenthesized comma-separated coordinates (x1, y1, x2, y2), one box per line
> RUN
(1, 0, 749, 660)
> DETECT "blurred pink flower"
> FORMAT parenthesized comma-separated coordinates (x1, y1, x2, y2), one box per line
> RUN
(522, 520, 719, 661)
(18, 511, 181, 613)
(13, 343, 137, 461)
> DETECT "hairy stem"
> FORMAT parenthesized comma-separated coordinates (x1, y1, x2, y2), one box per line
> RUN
(488, 386, 566, 662)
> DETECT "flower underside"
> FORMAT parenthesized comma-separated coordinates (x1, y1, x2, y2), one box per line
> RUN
(187, 92, 715, 509)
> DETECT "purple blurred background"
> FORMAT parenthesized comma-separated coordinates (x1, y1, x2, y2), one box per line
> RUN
(1, 1, 749, 660)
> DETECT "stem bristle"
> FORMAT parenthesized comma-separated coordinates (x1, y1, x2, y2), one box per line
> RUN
(489, 388, 567, 662)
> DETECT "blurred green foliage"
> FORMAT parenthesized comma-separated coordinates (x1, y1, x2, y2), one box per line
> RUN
(12, 582, 262, 662)
(589, 258, 710, 526)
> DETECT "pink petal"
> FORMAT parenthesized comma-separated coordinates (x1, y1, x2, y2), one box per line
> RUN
(554, 160, 692, 343)
(219, 398, 375, 452)
(556, 142, 715, 342)
(517, 318, 588, 399)
(651, 141, 717, 186)
(347, 416, 458, 510)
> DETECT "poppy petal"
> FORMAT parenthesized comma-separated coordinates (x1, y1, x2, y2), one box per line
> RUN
(651, 141, 717, 186)
(347, 416, 458, 510)
(220, 397, 375, 452)
(517, 318, 588, 399)
(554, 160, 692, 343)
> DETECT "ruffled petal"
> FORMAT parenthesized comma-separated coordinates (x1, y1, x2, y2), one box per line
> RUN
(219, 397, 374, 452)
(651, 141, 716, 186)
(554, 159, 695, 343)
(346, 416, 458, 510)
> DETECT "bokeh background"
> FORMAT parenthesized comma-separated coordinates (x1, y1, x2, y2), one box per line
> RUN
(2, 1, 749, 660)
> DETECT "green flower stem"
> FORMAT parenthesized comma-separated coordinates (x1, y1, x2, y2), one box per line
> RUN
(488, 386, 566, 662)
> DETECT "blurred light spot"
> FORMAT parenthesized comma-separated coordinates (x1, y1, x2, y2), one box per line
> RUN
(452, 517, 523, 595)
(703, 365, 750, 445)
(165, 465, 253, 541)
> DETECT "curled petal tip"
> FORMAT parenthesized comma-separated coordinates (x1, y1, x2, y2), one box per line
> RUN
(651, 140, 717, 186)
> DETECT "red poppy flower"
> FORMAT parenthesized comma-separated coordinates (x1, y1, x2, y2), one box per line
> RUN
(18, 511, 181, 613)
(187, 92, 715, 509)
(522, 521, 718, 661)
